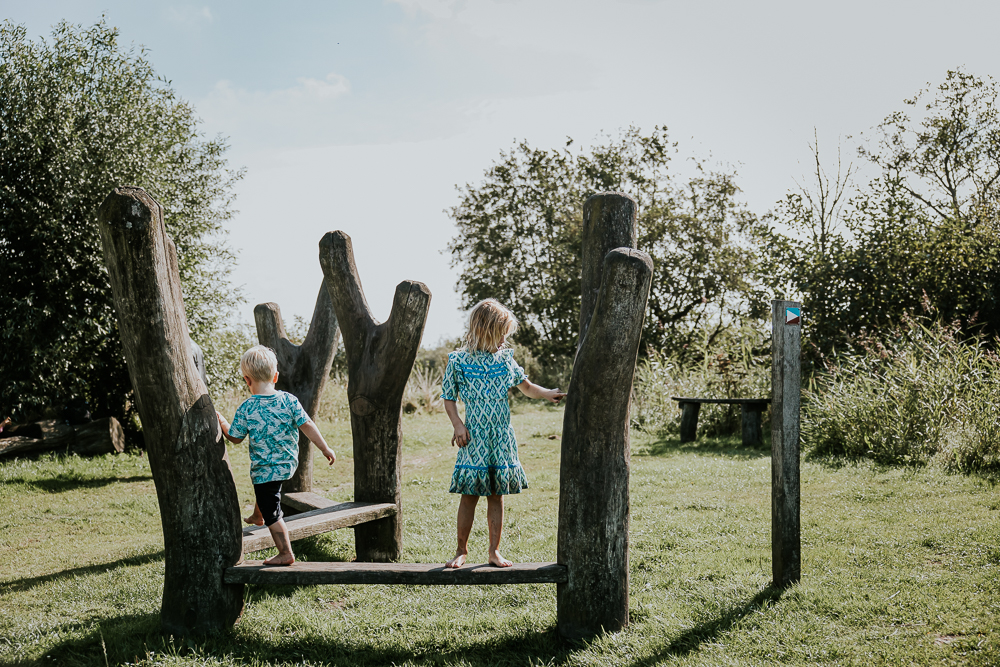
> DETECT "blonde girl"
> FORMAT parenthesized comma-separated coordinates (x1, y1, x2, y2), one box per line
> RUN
(441, 298, 565, 568)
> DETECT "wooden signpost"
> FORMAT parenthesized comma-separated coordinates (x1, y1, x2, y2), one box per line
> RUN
(771, 299, 802, 587)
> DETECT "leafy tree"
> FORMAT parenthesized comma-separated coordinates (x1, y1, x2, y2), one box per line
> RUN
(448, 126, 763, 362)
(0, 20, 243, 424)
(767, 70, 1000, 355)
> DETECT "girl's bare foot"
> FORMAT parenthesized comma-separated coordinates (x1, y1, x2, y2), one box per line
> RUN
(263, 552, 295, 566)
(244, 506, 264, 526)
(445, 552, 468, 569)
(488, 551, 513, 568)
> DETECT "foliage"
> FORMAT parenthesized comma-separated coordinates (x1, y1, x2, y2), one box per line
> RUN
(448, 126, 764, 363)
(0, 20, 244, 423)
(803, 313, 1000, 474)
(766, 70, 1000, 355)
(632, 320, 771, 438)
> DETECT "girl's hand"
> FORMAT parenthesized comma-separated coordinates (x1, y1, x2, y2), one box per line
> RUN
(545, 389, 567, 404)
(452, 424, 471, 447)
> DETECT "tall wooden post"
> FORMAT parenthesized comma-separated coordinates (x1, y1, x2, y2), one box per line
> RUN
(579, 192, 638, 344)
(98, 187, 243, 635)
(319, 231, 430, 562)
(558, 248, 652, 639)
(771, 299, 802, 587)
(254, 281, 341, 493)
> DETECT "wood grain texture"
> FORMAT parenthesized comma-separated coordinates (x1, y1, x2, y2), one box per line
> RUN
(558, 247, 653, 640)
(281, 491, 339, 513)
(242, 501, 397, 553)
(771, 299, 802, 587)
(97, 186, 243, 635)
(579, 193, 638, 348)
(319, 231, 431, 562)
(0, 418, 124, 458)
(225, 560, 567, 586)
(254, 280, 340, 493)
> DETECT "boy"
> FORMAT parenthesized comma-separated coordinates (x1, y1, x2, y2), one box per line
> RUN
(217, 345, 336, 566)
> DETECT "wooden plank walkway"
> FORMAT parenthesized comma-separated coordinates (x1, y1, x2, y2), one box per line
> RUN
(225, 561, 568, 586)
(281, 491, 338, 513)
(242, 501, 397, 553)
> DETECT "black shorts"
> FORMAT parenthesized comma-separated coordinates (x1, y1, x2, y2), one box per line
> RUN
(253, 480, 285, 526)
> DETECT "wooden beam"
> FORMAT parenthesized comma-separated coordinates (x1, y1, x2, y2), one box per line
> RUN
(243, 501, 397, 553)
(225, 561, 567, 586)
(281, 491, 338, 513)
(771, 299, 802, 587)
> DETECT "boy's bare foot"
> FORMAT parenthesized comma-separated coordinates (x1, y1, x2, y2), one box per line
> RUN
(0, 417, 10, 431)
(445, 552, 468, 569)
(488, 551, 513, 568)
(244, 507, 264, 526)
(263, 552, 295, 566)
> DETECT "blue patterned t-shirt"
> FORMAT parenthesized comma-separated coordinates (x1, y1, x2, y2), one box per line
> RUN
(229, 391, 310, 484)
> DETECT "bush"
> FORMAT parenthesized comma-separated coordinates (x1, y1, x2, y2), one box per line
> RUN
(632, 322, 771, 438)
(803, 314, 1000, 474)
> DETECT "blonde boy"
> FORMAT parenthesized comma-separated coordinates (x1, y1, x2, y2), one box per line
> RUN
(217, 345, 335, 566)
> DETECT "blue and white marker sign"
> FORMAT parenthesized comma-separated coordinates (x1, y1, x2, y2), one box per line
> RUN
(785, 307, 801, 325)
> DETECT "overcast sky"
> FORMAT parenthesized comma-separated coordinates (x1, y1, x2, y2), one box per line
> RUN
(4, 0, 1000, 344)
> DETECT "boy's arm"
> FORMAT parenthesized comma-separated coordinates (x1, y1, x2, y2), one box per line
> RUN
(299, 420, 336, 464)
(516, 380, 566, 403)
(444, 399, 471, 447)
(216, 411, 245, 444)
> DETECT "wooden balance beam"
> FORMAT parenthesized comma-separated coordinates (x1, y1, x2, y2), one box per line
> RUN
(225, 561, 567, 586)
(243, 501, 397, 553)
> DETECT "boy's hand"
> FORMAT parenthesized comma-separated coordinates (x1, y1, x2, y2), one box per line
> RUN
(320, 445, 336, 465)
(451, 424, 471, 447)
(216, 411, 230, 433)
(546, 389, 567, 404)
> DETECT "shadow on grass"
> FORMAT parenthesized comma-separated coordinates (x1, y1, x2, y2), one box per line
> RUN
(634, 433, 769, 461)
(0, 549, 164, 595)
(6, 474, 153, 493)
(629, 586, 784, 666)
(39, 612, 576, 667)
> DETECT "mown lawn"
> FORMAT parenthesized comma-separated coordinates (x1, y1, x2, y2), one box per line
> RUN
(0, 402, 997, 666)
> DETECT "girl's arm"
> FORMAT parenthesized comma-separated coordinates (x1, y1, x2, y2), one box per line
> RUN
(444, 400, 471, 447)
(300, 420, 336, 464)
(516, 380, 566, 403)
(216, 411, 245, 444)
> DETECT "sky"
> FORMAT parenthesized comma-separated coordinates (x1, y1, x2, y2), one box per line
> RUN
(4, 0, 1000, 345)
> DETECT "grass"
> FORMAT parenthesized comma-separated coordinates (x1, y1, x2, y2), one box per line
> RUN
(0, 403, 998, 666)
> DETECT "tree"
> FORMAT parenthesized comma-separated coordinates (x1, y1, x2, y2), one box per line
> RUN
(0, 20, 243, 424)
(448, 126, 763, 362)
(767, 70, 1000, 355)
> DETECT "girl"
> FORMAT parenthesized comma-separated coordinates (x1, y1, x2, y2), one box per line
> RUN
(441, 299, 565, 569)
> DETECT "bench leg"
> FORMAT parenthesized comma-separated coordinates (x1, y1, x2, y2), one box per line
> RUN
(679, 402, 700, 443)
(741, 405, 763, 447)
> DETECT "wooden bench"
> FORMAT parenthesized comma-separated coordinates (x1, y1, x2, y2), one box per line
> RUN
(242, 501, 397, 554)
(225, 560, 567, 586)
(670, 397, 771, 446)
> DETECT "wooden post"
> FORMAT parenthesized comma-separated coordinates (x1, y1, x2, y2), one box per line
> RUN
(254, 281, 341, 494)
(771, 299, 801, 587)
(558, 248, 652, 640)
(579, 193, 638, 343)
(679, 402, 701, 443)
(98, 186, 243, 635)
(319, 231, 430, 562)
(741, 404, 764, 447)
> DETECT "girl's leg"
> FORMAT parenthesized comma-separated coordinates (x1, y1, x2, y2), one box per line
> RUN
(446, 494, 479, 568)
(486, 494, 512, 567)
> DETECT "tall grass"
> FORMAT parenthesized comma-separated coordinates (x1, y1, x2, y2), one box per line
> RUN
(632, 322, 771, 438)
(803, 315, 1000, 474)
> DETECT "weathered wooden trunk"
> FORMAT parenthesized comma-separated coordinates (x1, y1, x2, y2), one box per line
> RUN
(771, 300, 802, 587)
(558, 247, 652, 639)
(98, 186, 244, 635)
(254, 281, 340, 494)
(579, 192, 638, 346)
(679, 402, 701, 443)
(0, 418, 125, 458)
(319, 231, 431, 562)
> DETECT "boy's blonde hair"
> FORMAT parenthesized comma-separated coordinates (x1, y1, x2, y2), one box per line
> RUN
(241, 345, 278, 383)
(465, 299, 518, 353)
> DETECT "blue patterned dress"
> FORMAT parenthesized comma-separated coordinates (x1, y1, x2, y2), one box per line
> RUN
(441, 348, 529, 496)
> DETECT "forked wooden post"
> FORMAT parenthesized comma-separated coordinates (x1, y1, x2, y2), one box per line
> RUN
(771, 299, 802, 587)
(254, 281, 341, 494)
(579, 192, 638, 343)
(319, 231, 431, 562)
(97, 186, 243, 635)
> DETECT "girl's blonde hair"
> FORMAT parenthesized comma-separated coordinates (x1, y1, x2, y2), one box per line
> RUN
(464, 298, 518, 353)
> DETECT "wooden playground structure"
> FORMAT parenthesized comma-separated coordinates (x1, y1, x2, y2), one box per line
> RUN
(97, 186, 800, 640)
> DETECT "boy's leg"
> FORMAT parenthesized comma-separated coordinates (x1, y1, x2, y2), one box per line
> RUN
(486, 494, 512, 567)
(253, 480, 295, 566)
(446, 494, 479, 568)
(244, 503, 264, 526)
(264, 519, 295, 566)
